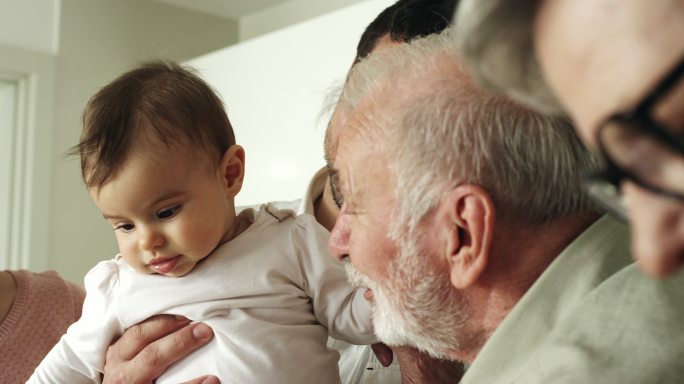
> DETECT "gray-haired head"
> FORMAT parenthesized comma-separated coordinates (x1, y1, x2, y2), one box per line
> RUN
(452, 0, 564, 116)
(338, 29, 599, 233)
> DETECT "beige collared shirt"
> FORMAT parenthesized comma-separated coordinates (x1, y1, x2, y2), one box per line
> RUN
(463, 215, 684, 383)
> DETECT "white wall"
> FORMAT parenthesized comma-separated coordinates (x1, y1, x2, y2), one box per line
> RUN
(239, 0, 366, 41)
(1, 0, 396, 285)
(46, 0, 239, 284)
(0, 0, 60, 54)
(188, 0, 394, 207)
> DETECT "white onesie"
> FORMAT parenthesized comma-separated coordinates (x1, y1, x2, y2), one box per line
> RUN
(29, 205, 374, 383)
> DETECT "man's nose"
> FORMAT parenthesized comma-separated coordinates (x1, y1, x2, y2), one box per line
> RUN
(138, 226, 165, 252)
(328, 215, 351, 262)
(623, 181, 684, 278)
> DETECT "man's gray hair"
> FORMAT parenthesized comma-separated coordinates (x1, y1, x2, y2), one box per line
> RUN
(338, 30, 600, 231)
(452, 0, 565, 116)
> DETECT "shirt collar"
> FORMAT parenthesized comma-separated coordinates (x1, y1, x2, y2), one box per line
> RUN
(463, 215, 630, 383)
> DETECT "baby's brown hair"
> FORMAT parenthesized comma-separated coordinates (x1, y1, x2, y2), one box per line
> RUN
(72, 60, 235, 189)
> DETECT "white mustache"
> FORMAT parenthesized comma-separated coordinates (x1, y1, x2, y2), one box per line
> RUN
(343, 261, 375, 289)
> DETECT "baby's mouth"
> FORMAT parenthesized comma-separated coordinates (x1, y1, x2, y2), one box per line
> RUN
(148, 255, 181, 274)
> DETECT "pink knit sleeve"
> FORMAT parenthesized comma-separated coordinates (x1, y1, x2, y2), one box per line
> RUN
(0, 270, 86, 383)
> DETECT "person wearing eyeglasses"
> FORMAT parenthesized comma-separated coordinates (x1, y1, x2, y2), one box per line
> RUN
(453, 0, 684, 279)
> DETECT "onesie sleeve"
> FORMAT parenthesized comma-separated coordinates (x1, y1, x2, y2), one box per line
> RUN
(64, 278, 86, 321)
(28, 260, 124, 384)
(293, 214, 376, 345)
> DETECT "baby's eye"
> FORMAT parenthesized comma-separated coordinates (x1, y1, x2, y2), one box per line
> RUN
(157, 205, 181, 220)
(115, 223, 135, 233)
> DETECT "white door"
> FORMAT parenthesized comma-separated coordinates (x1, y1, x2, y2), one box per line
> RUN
(0, 77, 18, 268)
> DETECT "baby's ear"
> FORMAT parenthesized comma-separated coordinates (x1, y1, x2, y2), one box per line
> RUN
(221, 145, 245, 196)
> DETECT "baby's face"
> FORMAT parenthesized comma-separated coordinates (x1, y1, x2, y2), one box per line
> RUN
(90, 147, 236, 277)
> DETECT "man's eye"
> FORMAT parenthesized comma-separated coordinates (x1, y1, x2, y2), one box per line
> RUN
(328, 171, 344, 209)
(340, 202, 356, 216)
(115, 223, 135, 232)
(157, 205, 181, 220)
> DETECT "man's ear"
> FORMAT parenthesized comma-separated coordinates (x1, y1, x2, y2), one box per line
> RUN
(441, 184, 495, 289)
(220, 145, 245, 197)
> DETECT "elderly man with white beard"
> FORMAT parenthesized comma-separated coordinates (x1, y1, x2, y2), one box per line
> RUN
(327, 30, 684, 383)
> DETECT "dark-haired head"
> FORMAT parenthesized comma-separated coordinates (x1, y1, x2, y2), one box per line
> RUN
(355, 0, 458, 63)
(326, 0, 459, 208)
(72, 60, 235, 190)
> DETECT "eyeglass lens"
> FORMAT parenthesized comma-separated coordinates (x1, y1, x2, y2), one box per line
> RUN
(600, 120, 684, 196)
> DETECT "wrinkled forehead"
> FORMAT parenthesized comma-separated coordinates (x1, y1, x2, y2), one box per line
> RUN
(324, 106, 350, 166)
(336, 104, 389, 165)
(333, 98, 393, 186)
(534, 0, 684, 146)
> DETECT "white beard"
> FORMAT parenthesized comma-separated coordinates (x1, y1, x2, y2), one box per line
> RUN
(343, 233, 468, 360)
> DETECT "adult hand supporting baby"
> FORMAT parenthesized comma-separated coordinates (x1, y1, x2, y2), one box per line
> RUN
(102, 315, 215, 384)
(372, 341, 465, 383)
(370, 343, 393, 367)
(393, 345, 465, 384)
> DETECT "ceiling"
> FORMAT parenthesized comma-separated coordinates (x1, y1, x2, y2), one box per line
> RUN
(149, 0, 293, 19)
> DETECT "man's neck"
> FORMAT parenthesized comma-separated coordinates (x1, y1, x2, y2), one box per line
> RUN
(449, 210, 601, 363)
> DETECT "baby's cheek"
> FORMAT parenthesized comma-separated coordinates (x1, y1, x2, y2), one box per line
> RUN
(116, 236, 133, 258)
(116, 237, 142, 268)
(180, 222, 218, 255)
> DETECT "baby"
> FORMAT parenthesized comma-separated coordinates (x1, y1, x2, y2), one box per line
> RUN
(29, 61, 373, 383)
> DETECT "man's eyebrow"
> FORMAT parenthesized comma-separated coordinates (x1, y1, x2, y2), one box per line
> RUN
(327, 166, 344, 189)
(323, 141, 334, 166)
(327, 167, 343, 189)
